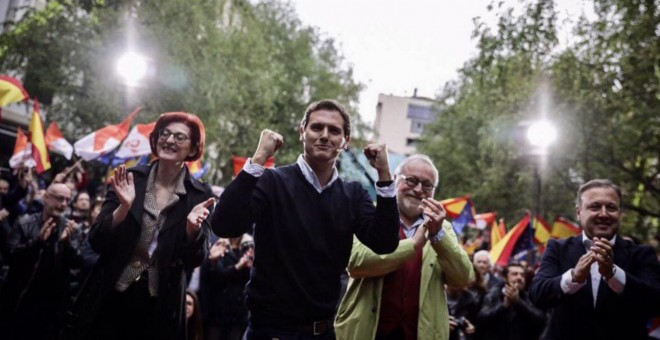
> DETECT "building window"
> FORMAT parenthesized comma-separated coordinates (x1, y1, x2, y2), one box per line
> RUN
(410, 120, 426, 133)
(406, 138, 418, 147)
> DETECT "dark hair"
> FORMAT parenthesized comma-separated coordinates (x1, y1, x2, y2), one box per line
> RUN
(300, 99, 351, 137)
(72, 190, 90, 204)
(576, 179, 622, 209)
(503, 262, 524, 278)
(149, 112, 205, 161)
(186, 290, 204, 340)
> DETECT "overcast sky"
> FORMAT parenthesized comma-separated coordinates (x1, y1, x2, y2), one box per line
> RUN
(291, 0, 593, 124)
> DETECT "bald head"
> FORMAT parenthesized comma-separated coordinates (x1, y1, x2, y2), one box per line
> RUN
(0, 179, 9, 195)
(45, 183, 72, 217)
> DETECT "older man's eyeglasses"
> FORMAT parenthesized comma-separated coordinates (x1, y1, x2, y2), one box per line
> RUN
(48, 193, 71, 204)
(159, 129, 190, 144)
(399, 174, 435, 193)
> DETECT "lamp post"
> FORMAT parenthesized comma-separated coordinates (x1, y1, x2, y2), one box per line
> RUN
(525, 120, 557, 218)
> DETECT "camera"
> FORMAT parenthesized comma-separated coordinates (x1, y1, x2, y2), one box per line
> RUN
(240, 240, 255, 258)
(456, 316, 468, 330)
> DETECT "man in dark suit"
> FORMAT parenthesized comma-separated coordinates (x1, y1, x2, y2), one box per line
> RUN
(530, 179, 660, 340)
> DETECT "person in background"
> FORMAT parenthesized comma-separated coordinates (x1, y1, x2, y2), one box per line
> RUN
(186, 290, 204, 340)
(63, 112, 215, 340)
(477, 262, 545, 340)
(473, 250, 503, 291)
(68, 191, 91, 227)
(0, 183, 81, 340)
(202, 234, 253, 340)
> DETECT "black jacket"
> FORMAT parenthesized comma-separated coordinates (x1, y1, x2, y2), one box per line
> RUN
(477, 287, 545, 340)
(63, 163, 213, 340)
(529, 236, 660, 340)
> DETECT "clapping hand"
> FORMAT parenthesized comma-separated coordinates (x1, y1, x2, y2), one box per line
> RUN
(186, 198, 215, 239)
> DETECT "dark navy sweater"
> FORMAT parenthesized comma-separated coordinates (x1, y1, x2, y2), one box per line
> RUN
(211, 164, 399, 328)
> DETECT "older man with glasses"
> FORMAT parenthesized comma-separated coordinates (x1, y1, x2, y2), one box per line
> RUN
(0, 183, 82, 339)
(335, 154, 474, 340)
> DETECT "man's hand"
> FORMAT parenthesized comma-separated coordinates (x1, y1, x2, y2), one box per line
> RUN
(363, 143, 391, 181)
(60, 219, 77, 243)
(252, 129, 283, 165)
(572, 252, 595, 283)
(39, 217, 57, 243)
(411, 222, 428, 251)
(110, 165, 135, 208)
(18, 166, 33, 188)
(186, 198, 215, 239)
(419, 198, 446, 236)
(235, 248, 254, 270)
(0, 208, 9, 223)
(209, 238, 229, 262)
(591, 237, 615, 279)
(503, 283, 520, 307)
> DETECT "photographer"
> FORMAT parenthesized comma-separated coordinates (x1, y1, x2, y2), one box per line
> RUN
(200, 234, 253, 340)
(446, 284, 477, 340)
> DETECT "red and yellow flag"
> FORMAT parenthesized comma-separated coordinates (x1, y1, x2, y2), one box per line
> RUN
(551, 216, 581, 239)
(0, 75, 29, 107)
(490, 214, 531, 266)
(29, 100, 51, 173)
(490, 218, 506, 250)
(533, 215, 552, 245)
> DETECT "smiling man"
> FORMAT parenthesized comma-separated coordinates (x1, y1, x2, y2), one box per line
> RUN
(211, 99, 400, 339)
(530, 179, 660, 340)
(334, 154, 473, 340)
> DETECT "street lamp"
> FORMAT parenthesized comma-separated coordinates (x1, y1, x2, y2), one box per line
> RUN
(116, 52, 149, 87)
(525, 120, 557, 218)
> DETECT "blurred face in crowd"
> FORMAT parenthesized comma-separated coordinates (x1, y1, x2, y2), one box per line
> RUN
(185, 293, 195, 320)
(73, 192, 91, 212)
(474, 253, 491, 276)
(0, 179, 9, 195)
(577, 186, 621, 240)
(396, 160, 436, 223)
(506, 265, 525, 290)
(44, 184, 71, 218)
(157, 122, 196, 163)
(299, 109, 349, 164)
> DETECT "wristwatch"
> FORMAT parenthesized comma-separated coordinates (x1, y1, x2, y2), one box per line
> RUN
(429, 229, 445, 245)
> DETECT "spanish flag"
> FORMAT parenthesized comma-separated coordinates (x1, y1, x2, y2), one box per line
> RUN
(551, 216, 581, 239)
(533, 215, 552, 245)
(490, 214, 531, 266)
(440, 196, 476, 234)
(0, 75, 29, 107)
(29, 100, 51, 173)
(490, 218, 506, 250)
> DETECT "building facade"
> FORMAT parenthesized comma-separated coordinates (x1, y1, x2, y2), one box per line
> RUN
(372, 93, 438, 155)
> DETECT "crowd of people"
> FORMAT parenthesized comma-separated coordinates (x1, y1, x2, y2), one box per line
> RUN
(0, 99, 658, 340)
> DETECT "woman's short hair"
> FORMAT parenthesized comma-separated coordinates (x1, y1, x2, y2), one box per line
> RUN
(149, 112, 205, 162)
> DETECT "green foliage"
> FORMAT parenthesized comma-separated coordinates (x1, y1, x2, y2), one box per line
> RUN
(0, 0, 362, 184)
(419, 0, 658, 240)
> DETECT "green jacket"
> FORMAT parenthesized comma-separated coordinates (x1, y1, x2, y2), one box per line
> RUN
(335, 220, 473, 340)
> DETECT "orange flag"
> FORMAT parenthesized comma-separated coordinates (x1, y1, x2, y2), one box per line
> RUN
(29, 100, 51, 173)
(45, 122, 74, 160)
(9, 127, 32, 169)
(490, 218, 506, 250)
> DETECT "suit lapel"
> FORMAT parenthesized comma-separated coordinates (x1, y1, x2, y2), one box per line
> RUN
(129, 167, 149, 225)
